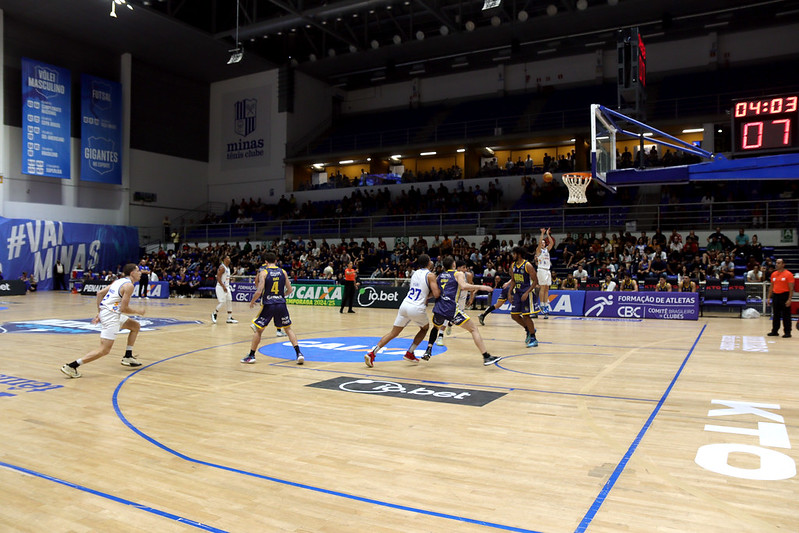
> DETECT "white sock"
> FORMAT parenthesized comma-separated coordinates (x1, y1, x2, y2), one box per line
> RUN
(76, 358, 83, 366)
(408, 343, 419, 353)
(126, 345, 133, 351)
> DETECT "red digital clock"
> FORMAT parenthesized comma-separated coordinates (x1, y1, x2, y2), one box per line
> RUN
(732, 94, 799, 154)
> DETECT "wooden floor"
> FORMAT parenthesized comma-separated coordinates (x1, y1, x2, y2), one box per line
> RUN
(1, 292, 797, 533)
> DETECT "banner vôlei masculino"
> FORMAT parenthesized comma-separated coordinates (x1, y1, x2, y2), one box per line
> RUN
(80, 74, 122, 184)
(0, 216, 138, 291)
(582, 291, 699, 320)
(21, 58, 71, 178)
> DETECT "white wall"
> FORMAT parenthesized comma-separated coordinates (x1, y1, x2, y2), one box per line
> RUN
(128, 149, 209, 227)
(208, 69, 287, 205)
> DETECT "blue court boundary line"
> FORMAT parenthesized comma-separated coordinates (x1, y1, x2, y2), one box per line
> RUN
(0, 460, 227, 533)
(266, 361, 657, 403)
(573, 324, 707, 533)
(112, 343, 543, 533)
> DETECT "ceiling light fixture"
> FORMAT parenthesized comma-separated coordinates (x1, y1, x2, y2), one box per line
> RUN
(456, 148, 466, 153)
(110, 0, 133, 18)
(227, 0, 243, 64)
(682, 128, 704, 133)
(420, 151, 437, 156)
(339, 160, 354, 164)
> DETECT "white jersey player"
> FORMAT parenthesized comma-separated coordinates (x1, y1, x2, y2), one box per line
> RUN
(365, 254, 440, 368)
(60, 263, 146, 378)
(212, 255, 238, 324)
(535, 228, 555, 317)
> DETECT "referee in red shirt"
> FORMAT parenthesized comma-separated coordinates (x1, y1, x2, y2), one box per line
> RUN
(767, 258, 794, 338)
(340, 261, 359, 313)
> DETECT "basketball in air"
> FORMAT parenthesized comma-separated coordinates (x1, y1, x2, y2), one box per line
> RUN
(543, 172, 553, 183)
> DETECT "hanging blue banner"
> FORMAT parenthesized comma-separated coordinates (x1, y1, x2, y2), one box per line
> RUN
(21, 58, 71, 178)
(0, 216, 138, 291)
(80, 74, 122, 184)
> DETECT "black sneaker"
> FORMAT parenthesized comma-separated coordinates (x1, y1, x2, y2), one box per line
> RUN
(783, 334, 792, 338)
(767, 332, 779, 337)
(478, 314, 485, 326)
(421, 352, 432, 361)
(483, 354, 502, 366)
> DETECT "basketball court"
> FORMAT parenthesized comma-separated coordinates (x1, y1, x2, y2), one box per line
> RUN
(1, 293, 796, 532)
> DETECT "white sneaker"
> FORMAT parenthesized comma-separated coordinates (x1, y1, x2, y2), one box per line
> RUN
(296, 354, 305, 365)
(445, 325, 452, 336)
(226, 317, 238, 324)
(435, 335, 444, 346)
(60, 364, 81, 378)
(121, 355, 142, 367)
(211, 312, 217, 324)
(276, 329, 287, 337)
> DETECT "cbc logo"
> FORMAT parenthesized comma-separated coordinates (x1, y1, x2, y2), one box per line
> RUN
(356, 286, 399, 307)
(617, 306, 642, 318)
(234, 292, 251, 302)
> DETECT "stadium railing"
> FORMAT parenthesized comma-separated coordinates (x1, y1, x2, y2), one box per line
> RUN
(145, 198, 797, 245)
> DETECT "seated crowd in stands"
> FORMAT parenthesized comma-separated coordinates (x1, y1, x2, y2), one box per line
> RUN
(551, 226, 772, 290)
(109, 225, 772, 299)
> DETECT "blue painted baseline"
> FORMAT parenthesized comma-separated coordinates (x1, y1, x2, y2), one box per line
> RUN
(0, 460, 227, 533)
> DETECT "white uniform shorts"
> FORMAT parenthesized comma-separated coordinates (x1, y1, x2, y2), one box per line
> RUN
(537, 268, 552, 286)
(393, 302, 430, 328)
(216, 284, 232, 302)
(98, 309, 131, 341)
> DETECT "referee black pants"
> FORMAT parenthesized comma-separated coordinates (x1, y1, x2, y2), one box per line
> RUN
(771, 292, 792, 334)
(341, 282, 355, 312)
(139, 274, 149, 297)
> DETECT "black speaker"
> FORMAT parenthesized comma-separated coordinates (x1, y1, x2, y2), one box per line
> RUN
(278, 65, 294, 113)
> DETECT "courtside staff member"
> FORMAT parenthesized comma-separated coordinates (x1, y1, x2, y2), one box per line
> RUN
(768, 258, 794, 338)
(340, 261, 359, 313)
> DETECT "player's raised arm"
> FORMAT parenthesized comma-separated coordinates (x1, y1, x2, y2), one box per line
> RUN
(455, 270, 492, 292)
(545, 228, 555, 250)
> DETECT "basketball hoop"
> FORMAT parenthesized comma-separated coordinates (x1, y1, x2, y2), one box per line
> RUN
(562, 172, 592, 204)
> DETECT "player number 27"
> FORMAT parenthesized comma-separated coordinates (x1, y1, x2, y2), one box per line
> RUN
(408, 287, 422, 300)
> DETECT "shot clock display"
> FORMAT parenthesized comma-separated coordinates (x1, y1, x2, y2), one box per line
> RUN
(732, 94, 798, 154)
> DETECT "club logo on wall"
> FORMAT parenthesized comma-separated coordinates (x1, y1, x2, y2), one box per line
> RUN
(234, 98, 257, 137)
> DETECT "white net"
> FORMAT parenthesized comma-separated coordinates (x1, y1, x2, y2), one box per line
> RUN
(562, 173, 592, 204)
